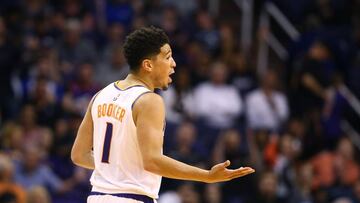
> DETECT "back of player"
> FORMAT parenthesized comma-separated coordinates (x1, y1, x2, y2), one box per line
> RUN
(71, 26, 255, 203)
(89, 82, 160, 202)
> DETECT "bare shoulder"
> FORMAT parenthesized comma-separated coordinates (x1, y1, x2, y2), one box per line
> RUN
(132, 92, 165, 123)
(134, 92, 164, 109)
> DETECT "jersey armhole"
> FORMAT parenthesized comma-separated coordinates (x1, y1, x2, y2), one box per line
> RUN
(131, 91, 152, 110)
(131, 91, 152, 126)
(89, 90, 102, 115)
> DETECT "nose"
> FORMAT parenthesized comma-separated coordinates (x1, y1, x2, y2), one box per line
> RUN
(172, 57, 176, 68)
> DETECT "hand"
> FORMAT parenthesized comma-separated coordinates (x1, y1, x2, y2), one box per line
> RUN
(207, 160, 255, 183)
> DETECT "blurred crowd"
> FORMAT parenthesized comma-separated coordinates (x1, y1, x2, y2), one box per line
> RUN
(0, 0, 360, 203)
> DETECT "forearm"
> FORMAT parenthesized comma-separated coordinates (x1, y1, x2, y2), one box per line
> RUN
(145, 155, 210, 183)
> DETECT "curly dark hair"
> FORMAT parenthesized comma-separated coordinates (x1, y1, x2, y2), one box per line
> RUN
(123, 26, 169, 72)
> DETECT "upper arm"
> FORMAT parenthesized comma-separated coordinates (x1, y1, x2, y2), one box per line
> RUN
(71, 96, 95, 160)
(132, 93, 165, 163)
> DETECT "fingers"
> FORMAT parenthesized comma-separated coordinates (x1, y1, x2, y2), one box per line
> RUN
(213, 160, 231, 170)
(227, 167, 255, 179)
(223, 160, 231, 168)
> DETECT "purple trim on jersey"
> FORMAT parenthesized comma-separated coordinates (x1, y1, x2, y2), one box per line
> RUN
(91, 90, 102, 104)
(113, 82, 146, 91)
(89, 191, 155, 203)
(101, 122, 113, 163)
(89, 90, 102, 114)
(131, 91, 152, 109)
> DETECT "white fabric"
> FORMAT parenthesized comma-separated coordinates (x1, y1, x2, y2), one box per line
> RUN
(190, 82, 242, 128)
(158, 191, 181, 203)
(90, 83, 161, 199)
(88, 194, 157, 203)
(245, 89, 289, 131)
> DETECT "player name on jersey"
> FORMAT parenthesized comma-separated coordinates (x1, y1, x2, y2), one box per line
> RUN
(97, 103, 126, 122)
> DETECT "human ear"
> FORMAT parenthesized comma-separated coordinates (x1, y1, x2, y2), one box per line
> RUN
(142, 59, 153, 72)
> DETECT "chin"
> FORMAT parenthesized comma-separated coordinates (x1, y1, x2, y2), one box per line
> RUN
(160, 83, 170, 91)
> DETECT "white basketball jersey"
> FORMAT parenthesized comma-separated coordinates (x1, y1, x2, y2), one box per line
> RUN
(90, 82, 161, 199)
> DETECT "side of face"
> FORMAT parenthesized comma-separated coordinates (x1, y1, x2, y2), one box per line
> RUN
(150, 44, 176, 90)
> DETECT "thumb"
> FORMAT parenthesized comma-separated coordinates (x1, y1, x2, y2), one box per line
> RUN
(223, 160, 231, 168)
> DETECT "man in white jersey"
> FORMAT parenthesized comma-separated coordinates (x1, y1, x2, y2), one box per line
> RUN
(71, 26, 255, 203)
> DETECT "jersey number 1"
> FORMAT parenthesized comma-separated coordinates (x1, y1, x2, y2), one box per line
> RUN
(101, 122, 113, 163)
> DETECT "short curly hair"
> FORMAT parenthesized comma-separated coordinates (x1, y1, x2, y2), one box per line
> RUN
(123, 26, 169, 72)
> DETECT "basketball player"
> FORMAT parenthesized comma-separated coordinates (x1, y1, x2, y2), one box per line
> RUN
(71, 26, 255, 203)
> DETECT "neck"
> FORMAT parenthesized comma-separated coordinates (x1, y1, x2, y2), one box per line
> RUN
(126, 73, 154, 91)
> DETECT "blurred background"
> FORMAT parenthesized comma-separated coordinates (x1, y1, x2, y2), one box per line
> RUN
(0, 0, 360, 202)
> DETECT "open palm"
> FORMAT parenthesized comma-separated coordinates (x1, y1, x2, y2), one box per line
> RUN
(207, 160, 255, 183)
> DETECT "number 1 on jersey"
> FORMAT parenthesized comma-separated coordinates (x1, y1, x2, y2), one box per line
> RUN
(101, 122, 113, 163)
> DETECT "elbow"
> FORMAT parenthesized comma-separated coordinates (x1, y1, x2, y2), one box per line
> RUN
(71, 149, 81, 166)
(143, 163, 155, 173)
(142, 156, 160, 173)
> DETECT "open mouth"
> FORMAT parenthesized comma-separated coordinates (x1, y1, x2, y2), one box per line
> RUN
(168, 71, 175, 83)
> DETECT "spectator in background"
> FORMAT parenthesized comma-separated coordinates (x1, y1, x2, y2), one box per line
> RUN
(162, 122, 205, 192)
(28, 76, 60, 127)
(185, 41, 212, 85)
(177, 183, 201, 203)
(252, 171, 285, 203)
(161, 68, 194, 124)
(288, 162, 314, 203)
(218, 23, 237, 62)
(81, 12, 98, 43)
(158, 190, 181, 203)
(213, 129, 255, 203)
(191, 61, 242, 129)
(167, 122, 204, 164)
(204, 184, 222, 203)
(56, 19, 97, 65)
(63, 62, 100, 115)
(246, 69, 289, 132)
(49, 118, 89, 203)
(14, 144, 79, 196)
(0, 122, 24, 161)
(229, 51, 257, 97)
(17, 104, 52, 151)
(248, 129, 276, 173)
(272, 134, 301, 200)
(95, 45, 129, 86)
(101, 23, 126, 59)
(159, 6, 180, 36)
(19, 34, 43, 83)
(159, 182, 201, 203)
(321, 73, 348, 149)
(213, 129, 247, 167)
(292, 40, 335, 116)
(0, 154, 26, 203)
(310, 137, 360, 191)
(194, 10, 220, 54)
(27, 186, 51, 203)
